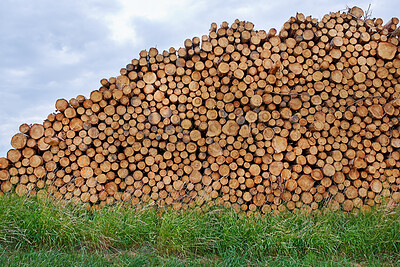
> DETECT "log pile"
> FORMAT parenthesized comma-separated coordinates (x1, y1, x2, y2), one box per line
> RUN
(1, 7, 400, 213)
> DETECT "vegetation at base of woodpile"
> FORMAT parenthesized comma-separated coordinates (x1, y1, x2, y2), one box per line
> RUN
(1, 249, 399, 266)
(0, 195, 399, 265)
(1, 6, 400, 213)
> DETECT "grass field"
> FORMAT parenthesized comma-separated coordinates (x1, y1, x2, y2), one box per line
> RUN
(0, 195, 399, 266)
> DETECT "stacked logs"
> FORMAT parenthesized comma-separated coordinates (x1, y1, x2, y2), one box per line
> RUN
(1, 6, 400, 213)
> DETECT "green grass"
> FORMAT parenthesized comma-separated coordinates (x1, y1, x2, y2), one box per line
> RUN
(0, 195, 399, 266)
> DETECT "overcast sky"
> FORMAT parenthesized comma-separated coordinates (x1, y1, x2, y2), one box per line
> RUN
(0, 0, 398, 156)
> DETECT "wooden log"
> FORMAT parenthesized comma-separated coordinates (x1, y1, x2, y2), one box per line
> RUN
(29, 124, 45, 140)
(349, 6, 363, 18)
(11, 133, 27, 149)
(298, 175, 314, 191)
(56, 99, 69, 112)
(207, 121, 222, 137)
(0, 158, 9, 169)
(377, 42, 397, 60)
(222, 120, 240, 136)
(272, 136, 287, 153)
(0, 170, 9, 181)
(7, 149, 21, 163)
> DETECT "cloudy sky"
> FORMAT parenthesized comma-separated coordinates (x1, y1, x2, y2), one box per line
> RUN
(0, 0, 398, 156)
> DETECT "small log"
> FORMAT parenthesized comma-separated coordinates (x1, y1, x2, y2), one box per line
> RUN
(29, 124, 45, 140)
(377, 42, 397, 60)
(11, 133, 27, 149)
(56, 99, 69, 111)
(298, 175, 314, 191)
(272, 136, 287, 153)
